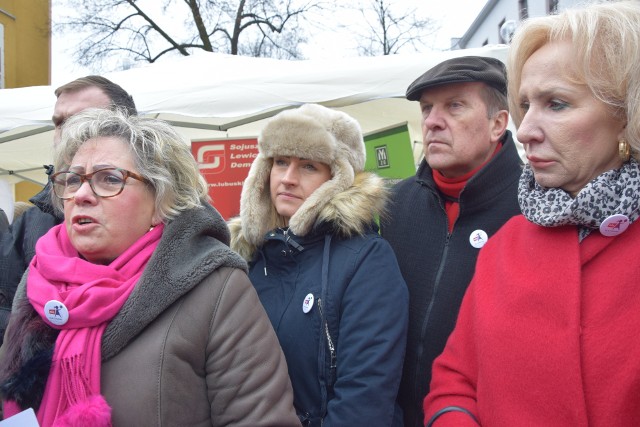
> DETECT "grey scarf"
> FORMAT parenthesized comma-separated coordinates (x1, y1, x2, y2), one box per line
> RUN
(518, 159, 640, 241)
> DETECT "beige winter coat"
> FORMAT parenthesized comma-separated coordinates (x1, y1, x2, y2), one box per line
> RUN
(0, 203, 300, 427)
(102, 266, 300, 426)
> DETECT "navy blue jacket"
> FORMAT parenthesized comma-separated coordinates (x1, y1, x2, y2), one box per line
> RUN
(249, 223, 408, 427)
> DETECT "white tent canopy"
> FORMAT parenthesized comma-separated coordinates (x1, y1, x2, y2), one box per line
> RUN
(0, 45, 509, 186)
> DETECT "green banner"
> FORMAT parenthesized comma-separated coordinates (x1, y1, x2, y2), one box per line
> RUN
(364, 123, 416, 184)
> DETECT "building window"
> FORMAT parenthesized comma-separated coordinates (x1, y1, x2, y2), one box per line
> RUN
(519, 0, 528, 19)
(548, 0, 559, 13)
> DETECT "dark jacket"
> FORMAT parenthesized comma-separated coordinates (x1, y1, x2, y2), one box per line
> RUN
(0, 202, 300, 426)
(0, 210, 7, 233)
(0, 209, 9, 233)
(381, 131, 523, 427)
(0, 177, 62, 346)
(230, 173, 409, 427)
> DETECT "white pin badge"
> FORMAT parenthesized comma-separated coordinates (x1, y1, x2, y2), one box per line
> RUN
(599, 214, 630, 237)
(44, 300, 69, 326)
(302, 293, 315, 314)
(469, 229, 489, 249)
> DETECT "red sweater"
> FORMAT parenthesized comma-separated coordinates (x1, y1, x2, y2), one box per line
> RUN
(424, 215, 640, 427)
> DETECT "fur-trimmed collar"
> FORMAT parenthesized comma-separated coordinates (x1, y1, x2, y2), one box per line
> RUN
(230, 171, 389, 261)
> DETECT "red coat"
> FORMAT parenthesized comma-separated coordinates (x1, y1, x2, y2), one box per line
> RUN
(424, 215, 640, 427)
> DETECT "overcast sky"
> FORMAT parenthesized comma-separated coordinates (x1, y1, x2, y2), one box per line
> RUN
(51, 0, 487, 86)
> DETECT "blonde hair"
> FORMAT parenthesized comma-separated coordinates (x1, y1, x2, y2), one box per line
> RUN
(507, 1, 640, 157)
(53, 108, 208, 221)
(13, 201, 33, 220)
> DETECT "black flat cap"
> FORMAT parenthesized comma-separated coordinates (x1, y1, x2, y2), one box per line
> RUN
(406, 56, 507, 101)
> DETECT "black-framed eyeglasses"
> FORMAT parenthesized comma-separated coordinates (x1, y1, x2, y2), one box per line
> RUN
(51, 167, 149, 200)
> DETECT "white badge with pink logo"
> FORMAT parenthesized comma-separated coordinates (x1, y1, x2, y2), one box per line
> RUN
(599, 214, 630, 237)
(302, 293, 315, 314)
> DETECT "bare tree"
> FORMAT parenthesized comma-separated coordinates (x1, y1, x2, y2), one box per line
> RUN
(351, 0, 439, 56)
(55, 0, 325, 71)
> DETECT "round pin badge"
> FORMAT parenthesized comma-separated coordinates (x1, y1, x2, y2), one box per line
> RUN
(302, 293, 315, 314)
(469, 229, 489, 249)
(44, 300, 69, 326)
(599, 214, 630, 237)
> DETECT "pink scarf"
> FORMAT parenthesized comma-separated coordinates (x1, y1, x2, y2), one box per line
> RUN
(10, 223, 163, 426)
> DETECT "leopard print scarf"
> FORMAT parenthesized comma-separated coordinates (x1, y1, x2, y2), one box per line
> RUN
(518, 159, 640, 241)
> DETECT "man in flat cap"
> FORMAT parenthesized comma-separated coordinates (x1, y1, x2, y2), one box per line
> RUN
(381, 56, 523, 427)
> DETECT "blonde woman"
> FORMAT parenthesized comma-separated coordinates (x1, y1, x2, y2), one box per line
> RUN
(424, 2, 640, 425)
(230, 104, 408, 427)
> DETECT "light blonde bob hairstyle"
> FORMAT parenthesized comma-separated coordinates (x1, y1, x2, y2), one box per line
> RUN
(506, 1, 640, 158)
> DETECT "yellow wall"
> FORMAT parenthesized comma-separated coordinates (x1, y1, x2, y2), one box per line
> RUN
(15, 180, 42, 202)
(0, 0, 50, 88)
(1, 0, 51, 201)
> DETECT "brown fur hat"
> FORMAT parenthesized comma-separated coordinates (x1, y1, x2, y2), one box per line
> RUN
(239, 104, 366, 246)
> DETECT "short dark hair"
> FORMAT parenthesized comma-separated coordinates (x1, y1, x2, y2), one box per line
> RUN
(54, 75, 137, 116)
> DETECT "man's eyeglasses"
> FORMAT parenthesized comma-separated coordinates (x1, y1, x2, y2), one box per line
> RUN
(51, 167, 149, 200)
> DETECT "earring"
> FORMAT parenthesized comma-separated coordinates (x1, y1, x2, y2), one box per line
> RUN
(619, 139, 631, 162)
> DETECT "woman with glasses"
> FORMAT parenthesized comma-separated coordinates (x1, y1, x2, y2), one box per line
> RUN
(0, 108, 299, 426)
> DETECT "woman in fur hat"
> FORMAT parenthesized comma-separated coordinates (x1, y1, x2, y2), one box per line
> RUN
(229, 104, 409, 427)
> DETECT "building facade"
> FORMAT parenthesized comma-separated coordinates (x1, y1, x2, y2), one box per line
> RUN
(452, 0, 592, 49)
(0, 0, 50, 88)
(0, 1, 50, 207)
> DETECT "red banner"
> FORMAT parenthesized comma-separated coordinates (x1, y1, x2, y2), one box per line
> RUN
(191, 138, 259, 220)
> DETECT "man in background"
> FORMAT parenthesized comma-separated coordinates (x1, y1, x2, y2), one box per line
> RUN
(0, 76, 137, 344)
(381, 56, 523, 427)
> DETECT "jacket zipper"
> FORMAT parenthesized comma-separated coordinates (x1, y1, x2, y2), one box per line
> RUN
(282, 228, 304, 252)
(317, 298, 336, 387)
(415, 192, 453, 414)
